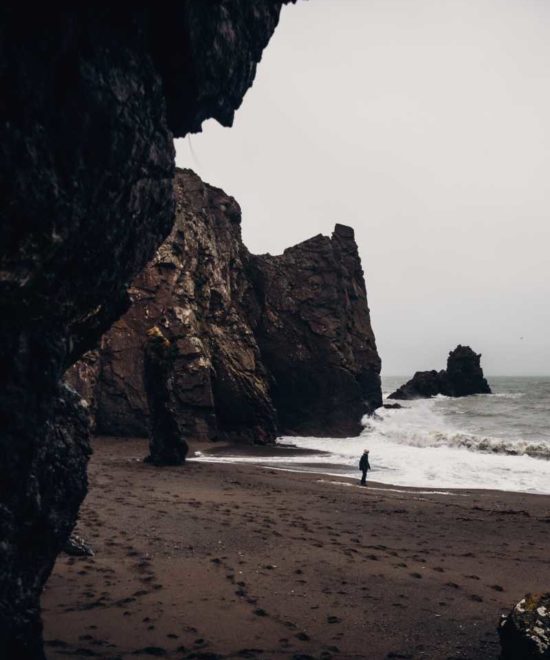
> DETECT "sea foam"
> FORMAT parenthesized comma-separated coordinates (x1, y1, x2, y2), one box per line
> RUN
(194, 377, 550, 495)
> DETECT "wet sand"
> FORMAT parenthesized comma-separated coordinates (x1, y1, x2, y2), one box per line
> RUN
(43, 437, 550, 659)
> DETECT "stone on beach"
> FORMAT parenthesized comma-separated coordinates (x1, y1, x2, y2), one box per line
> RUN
(499, 592, 550, 659)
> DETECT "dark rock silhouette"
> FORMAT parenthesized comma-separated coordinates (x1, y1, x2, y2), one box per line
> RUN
(389, 345, 491, 400)
(68, 169, 278, 444)
(143, 327, 189, 466)
(445, 344, 492, 397)
(498, 593, 550, 659)
(0, 4, 291, 656)
(249, 224, 382, 436)
(69, 171, 382, 441)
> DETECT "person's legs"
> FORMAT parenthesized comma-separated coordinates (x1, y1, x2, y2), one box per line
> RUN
(361, 469, 367, 485)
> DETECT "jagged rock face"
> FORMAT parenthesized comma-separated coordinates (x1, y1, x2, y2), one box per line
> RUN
(248, 224, 382, 436)
(499, 593, 550, 659)
(74, 168, 278, 445)
(0, 4, 290, 656)
(389, 345, 491, 400)
(70, 174, 382, 441)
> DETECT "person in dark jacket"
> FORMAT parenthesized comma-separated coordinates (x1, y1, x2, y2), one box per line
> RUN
(359, 449, 371, 486)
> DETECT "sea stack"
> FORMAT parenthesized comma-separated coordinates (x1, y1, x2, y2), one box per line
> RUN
(389, 345, 491, 400)
(67, 169, 382, 440)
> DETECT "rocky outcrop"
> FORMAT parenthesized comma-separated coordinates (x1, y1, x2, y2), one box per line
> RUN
(249, 224, 382, 436)
(69, 168, 278, 445)
(445, 344, 492, 397)
(499, 593, 550, 659)
(143, 327, 189, 466)
(0, 4, 291, 657)
(389, 370, 447, 400)
(389, 345, 491, 400)
(69, 171, 382, 441)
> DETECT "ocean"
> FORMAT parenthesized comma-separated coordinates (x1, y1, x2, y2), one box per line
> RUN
(195, 377, 550, 495)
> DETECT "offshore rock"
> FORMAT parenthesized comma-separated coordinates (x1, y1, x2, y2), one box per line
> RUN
(143, 327, 189, 466)
(389, 345, 491, 400)
(0, 4, 291, 656)
(446, 344, 492, 397)
(389, 369, 448, 400)
(71, 173, 382, 442)
(499, 593, 550, 659)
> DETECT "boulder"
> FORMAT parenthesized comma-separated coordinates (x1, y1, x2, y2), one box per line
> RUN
(63, 535, 94, 558)
(499, 593, 550, 659)
(389, 345, 491, 400)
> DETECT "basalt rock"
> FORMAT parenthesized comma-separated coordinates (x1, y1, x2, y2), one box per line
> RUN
(143, 327, 189, 466)
(499, 593, 550, 659)
(0, 4, 291, 656)
(389, 345, 491, 400)
(248, 224, 382, 436)
(445, 344, 492, 397)
(70, 168, 278, 445)
(71, 172, 382, 442)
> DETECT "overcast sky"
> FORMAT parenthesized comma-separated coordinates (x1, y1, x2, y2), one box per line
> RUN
(176, 0, 550, 376)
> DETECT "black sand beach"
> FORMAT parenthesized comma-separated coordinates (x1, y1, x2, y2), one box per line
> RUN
(42, 437, 550, 659)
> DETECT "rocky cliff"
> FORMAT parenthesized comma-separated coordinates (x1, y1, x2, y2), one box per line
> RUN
(68, 169, 277, 445)
(0, 4, 292, 657)
(248, 224, 382, 436)
(68, 170, 382, 442)
(389, 345, 491, 400)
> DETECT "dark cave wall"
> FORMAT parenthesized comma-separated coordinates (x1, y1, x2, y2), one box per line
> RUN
(0, 3, 291, 657)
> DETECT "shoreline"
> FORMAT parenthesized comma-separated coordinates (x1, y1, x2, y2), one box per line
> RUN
(42, 436, 550, 659)
(193, 441, 550, 497)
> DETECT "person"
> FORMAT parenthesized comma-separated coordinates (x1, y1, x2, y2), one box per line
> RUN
(359, 449, 371, 486)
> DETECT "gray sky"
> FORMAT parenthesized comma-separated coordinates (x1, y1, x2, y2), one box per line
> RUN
(176, 0, 550, 376)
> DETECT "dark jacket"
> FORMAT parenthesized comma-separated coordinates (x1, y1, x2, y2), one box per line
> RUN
(359, 454, 371, 471)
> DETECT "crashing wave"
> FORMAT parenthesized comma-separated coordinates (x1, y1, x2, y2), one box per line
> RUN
(363, 400, 550, 460)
